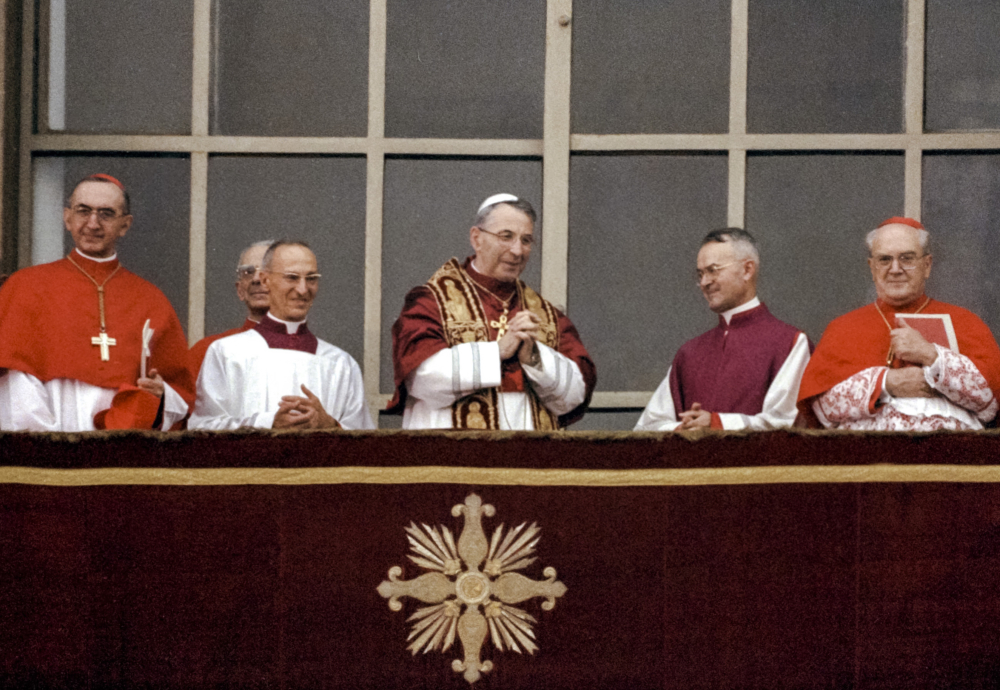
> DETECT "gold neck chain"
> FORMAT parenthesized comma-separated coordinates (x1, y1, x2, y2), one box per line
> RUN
(467, 274, 516, 340)
(874, 296, 931, 365)
(67, 254, 123, 361)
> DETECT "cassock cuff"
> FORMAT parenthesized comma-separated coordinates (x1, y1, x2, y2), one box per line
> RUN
(924, 344, 946, 388)
(452, 341, 502, 394)
(257, 410, 278, 429)
(160, 382, 189, 431)
(521, 342, 556, 379)
(523, 343, 578, 403)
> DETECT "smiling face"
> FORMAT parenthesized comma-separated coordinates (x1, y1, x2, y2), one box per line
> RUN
(469, 203, 534, 282)
(261, 244, 319, 322)
(63, 181, 133, 259)
(696, 240, 756, 313)
(868, 224, 932, 308)
(235, 243, 270, 319)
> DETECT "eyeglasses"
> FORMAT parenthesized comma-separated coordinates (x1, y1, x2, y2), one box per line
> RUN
(236, 264, 263, 280)
(871, 253, 926, 271)
(695, 261, 739, 283)
(272, 271, 322, 287)
(476, 227, 535, 248)
(69, 204, 124, 223)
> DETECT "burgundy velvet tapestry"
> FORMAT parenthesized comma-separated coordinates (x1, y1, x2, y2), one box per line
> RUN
(1, 429, 1000, 689)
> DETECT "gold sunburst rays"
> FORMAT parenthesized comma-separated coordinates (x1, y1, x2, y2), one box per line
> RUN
(483, 521, 539, 577)
(484, 601, 538, 654)
(378, 494, 567, 685)
(405, 522, 462, 575)
(406, 600, 461, 654)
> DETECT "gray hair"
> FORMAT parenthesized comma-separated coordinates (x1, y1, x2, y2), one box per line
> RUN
(701, 227, 760, 265)
(474, 197, 537, 228)
(865, 225, 930, 254)
(237, 239, 274, 269)
(262, 239, 312, 270)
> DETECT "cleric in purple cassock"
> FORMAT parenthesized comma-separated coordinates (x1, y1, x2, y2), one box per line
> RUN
(635, 228, 811, 431)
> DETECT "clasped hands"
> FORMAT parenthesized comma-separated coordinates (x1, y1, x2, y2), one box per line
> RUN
(498, 310, 542, 366)
(678, 402, 712, 430)
(273, 384, 342, 429)
(885, 323, 939, 399)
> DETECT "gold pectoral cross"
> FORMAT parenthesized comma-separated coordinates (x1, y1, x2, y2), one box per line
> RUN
(91, 331, 117, 361)
(490, 312, 509, 340)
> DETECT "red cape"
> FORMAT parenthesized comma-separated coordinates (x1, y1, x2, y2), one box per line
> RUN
(0, 255, 195, 408)
(388, 258, 596, 426)
(798, 297, 1000, 420)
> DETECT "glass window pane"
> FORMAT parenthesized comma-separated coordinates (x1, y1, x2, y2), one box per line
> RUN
(31, 155, 191, 326)
(212, 0, 368, 136)
(925, 0, 1000, 131)
(745, 153, 905, 344)
(922, 154, 1000, 335)
(206, 156, 367, 363)
(747, 0, 904, 134)
(571, 0, 730, 134)
(59, 0, 192, 134)
(385, 0, 545, 139)
(567, 154, 729, 392)
(380, 158, 543, 393)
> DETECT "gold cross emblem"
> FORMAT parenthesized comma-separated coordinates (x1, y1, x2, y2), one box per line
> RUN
(91, 332, 117, 361)
(490, 313, 508, 340)
(379, 494, 567, 684)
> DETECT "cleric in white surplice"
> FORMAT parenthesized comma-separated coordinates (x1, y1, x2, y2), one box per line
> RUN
(189, 240, 374, 431)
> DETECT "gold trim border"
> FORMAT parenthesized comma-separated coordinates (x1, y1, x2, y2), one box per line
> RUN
(3, 464, 1000, 487)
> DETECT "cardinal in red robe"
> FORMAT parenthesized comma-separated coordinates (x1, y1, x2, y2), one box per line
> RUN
(0, 174, 194, 431)
(798, 217, 1000, 430)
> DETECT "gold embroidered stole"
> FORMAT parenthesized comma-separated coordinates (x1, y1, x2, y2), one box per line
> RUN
(425, 258, 561, 430)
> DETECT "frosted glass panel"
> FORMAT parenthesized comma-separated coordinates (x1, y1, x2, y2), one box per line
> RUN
(747, 0, 904, 134)
(61, 0, 192, 134)
(385, 0, 544, 138)
(572, 0, 730, 134)
(212, 0, 368, 136)
(925, 0, 1000, 131)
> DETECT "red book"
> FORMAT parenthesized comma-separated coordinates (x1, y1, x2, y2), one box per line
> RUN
(896, 313, 959, 353)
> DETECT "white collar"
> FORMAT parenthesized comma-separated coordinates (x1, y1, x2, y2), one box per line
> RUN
(74, 248, 117, 263)
(266, 313, 306, 334)
(721, 296, 760, 325)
